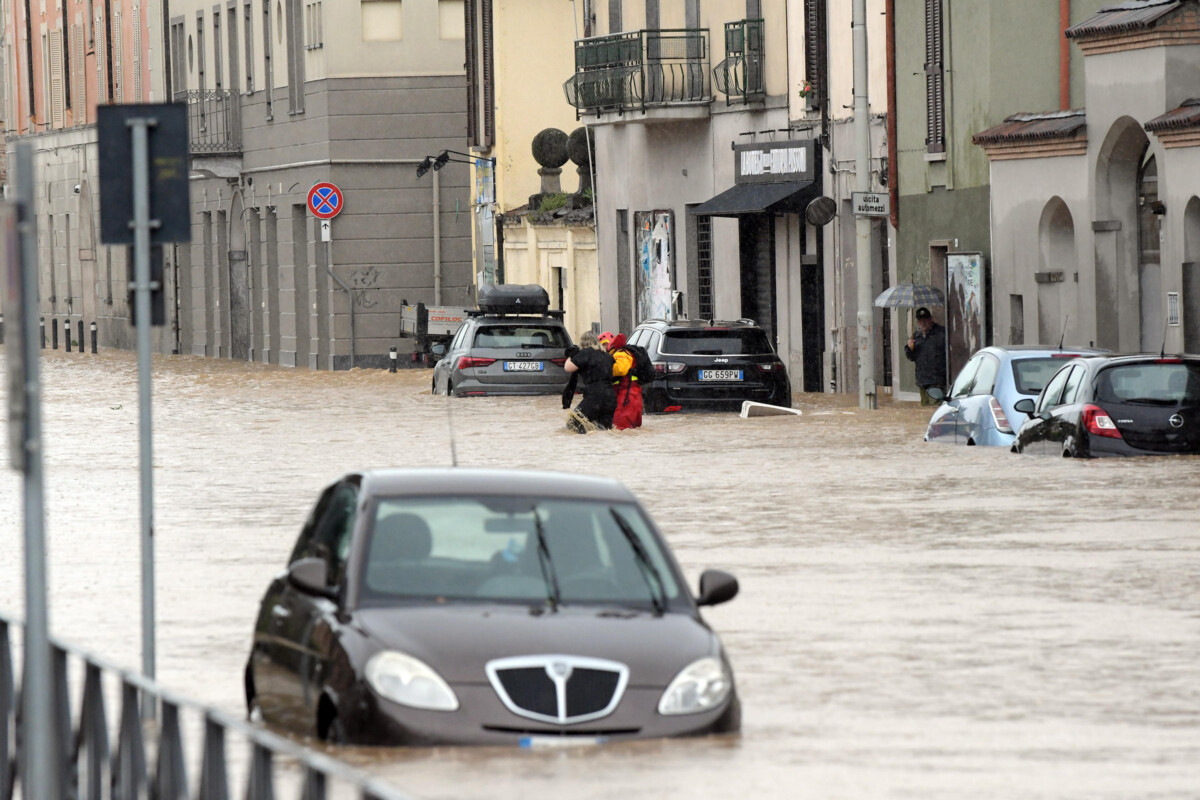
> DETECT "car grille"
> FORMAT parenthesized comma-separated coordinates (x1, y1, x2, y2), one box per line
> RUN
(486, 656, 629, 725)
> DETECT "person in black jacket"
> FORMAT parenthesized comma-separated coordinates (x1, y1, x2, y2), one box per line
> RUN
(904, 307, 947, 406)
(562, 331, 617, 433)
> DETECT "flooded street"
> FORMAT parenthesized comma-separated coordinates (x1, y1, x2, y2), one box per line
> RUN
(3, 347, 1200, 799)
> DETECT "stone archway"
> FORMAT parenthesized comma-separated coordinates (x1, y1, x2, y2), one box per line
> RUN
(1184, 196, 1200, 353)
(228, 191, 252, 360)
(1093, 117, 1149, 351)
(1038, 197, 1075, 346)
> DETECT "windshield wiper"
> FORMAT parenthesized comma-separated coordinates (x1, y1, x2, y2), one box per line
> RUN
(609, 508, 666, 616)
(530, 507, 562, 612)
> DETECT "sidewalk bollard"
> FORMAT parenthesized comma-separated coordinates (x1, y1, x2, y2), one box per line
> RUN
(389, 346, 398, 373)
(52, 318, 59, 349)
(78, 320, 84, 353)
(0, 313, 4, 345)
(40, 317, 46, 349)
(90, 322, 97, 354)
(65, 319, 72, 352)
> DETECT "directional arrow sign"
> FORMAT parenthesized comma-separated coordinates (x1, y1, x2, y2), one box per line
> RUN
(320, 220, 332, 242)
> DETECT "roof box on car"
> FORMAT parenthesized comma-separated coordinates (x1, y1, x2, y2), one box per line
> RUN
(477, 283, 550, 315)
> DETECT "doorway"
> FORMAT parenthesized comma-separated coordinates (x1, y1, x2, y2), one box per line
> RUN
(739, 214, 776, 342)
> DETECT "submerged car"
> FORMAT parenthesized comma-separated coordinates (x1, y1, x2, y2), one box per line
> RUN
(245, 468, 741, 746)
(431, 285, 573, 397)
(629, 318, 792, 412)
(1013, 354, 1200, 457)
(925, 346, 1107, 446)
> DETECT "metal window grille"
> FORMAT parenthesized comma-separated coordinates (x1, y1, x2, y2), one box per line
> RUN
(802, 0, 826, 112)
(132, 5, 142, 101)
(697, 213, 713, 320)
(924, 0, 945, 153)
(95, 13, 107, 103)
(112, 13, 123, 102)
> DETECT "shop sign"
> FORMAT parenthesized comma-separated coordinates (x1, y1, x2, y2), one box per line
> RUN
(734, 140, 816, 185)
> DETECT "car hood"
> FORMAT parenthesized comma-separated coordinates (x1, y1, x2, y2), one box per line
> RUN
(352, 603, 719, 686)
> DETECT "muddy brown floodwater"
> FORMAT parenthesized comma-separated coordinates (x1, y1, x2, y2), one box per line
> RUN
(2, 348, 1200, 799)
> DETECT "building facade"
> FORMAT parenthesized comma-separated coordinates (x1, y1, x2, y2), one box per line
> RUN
(892, 0, 1106, 389)
(978, 0, 1200, 356)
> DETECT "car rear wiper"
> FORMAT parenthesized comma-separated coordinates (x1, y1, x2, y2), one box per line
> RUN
(609, 508, 666, 616)
(530, 507, 562, 611)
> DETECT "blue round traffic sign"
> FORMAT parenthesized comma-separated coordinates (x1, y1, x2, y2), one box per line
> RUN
(307, 182, 344, 220)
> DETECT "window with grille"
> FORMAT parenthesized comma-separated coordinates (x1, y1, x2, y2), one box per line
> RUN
(49, 30, 64, 128)
(262, 0, 273, 118)
(213, 10, 223, 90)
(697, 214, 713, 320)
(802, 0, 826, 113)
(244, 0, 254, 91)
(924, 0, 945, 154)
(132, 5, 142, 100)
(170, 19, 186, 96)
(112, 13, 124, 102)
(71, 24, 85, 115)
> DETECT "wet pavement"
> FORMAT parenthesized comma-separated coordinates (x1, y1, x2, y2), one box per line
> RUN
(2, 347, 1199, 799)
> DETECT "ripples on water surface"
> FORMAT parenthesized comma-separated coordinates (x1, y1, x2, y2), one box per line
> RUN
(1, 348, 1199, 799)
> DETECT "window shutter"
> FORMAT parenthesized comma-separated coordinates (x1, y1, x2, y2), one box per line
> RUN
(72, 24, 85, 114)
(924, 0, 945, 154)
(803, 0, 826, 112)
(481, 0, 493, 147)
(49, 30, 65, 128)
(95, 12, 106, 103)
(464, 0, 477, 145)
(132, 6, 143, 101)
(113, 12, 124, 102)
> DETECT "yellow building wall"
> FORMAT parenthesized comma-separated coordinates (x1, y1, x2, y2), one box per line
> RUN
(503, 222, 599, 342)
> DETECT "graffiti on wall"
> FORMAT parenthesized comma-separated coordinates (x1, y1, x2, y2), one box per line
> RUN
(634, 210, 673, 322)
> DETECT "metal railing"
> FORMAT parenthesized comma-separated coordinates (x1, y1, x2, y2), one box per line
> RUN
(713, 19, 765, 105)
(565, 28, 710, 114)
(0, 614, 411, 800)
(175, 90, 242, 155)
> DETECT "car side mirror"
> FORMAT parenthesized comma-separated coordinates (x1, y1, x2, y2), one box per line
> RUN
(288, 557, 337, 599)
(1013, 398, 1036, 415)
(430, 343, 446, 357)
(696, 569, 739, 607)
(927, 387, 945, 402)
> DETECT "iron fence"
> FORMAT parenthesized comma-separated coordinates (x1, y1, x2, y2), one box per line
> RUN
(0, 614, 411, 800)
(175, 90, 241, 155)
(565, 28, 709, 114)
(713, 19, 765, 105)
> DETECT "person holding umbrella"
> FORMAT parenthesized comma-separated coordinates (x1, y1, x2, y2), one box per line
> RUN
(904, 307, 947, 405)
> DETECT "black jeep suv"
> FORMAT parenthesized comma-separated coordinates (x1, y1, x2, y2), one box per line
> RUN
(628, 319, 792, 412)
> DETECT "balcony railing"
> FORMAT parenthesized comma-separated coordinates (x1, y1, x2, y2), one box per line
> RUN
(176, 89, 241, 155)
(565, 28, 710, 114)
(713, 19, 765, 105)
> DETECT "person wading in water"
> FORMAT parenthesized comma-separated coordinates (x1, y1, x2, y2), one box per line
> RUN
(562, 331, 617, 433)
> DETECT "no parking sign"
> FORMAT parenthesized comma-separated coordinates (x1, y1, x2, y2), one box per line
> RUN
(307, 182, 344, 219)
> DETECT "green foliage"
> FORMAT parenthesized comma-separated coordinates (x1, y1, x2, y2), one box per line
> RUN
(538, 193, 569, 213)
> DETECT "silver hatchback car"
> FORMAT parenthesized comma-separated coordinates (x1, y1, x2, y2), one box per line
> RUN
(431, 314, 573, 397)
(924, 345, 1107, 447)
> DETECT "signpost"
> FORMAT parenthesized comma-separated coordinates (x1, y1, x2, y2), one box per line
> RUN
(97, 104, 191, 703)
(307, 182, 353, 367)
(852, 191, 890, 218)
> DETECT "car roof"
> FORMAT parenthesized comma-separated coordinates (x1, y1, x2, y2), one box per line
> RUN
(636, 318, 763, 330)
(982, 345, 1110, 356)
(471, 315, 566, 325)
(1086, 353, 1200, 367)
(356, 468, 636, 503)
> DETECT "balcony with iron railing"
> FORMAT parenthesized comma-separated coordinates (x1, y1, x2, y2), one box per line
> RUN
(564, 29, 710, 118)
(713, 19, 765, 106)
(175, 90, 241, 155)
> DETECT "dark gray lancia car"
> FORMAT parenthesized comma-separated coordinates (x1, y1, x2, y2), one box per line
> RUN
(245, 469, 741, 746)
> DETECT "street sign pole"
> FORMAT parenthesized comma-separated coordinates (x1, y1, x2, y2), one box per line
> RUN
(129, 117, 158, 704)
(12, 142, 61, 799)
(853, 0, 877, 410)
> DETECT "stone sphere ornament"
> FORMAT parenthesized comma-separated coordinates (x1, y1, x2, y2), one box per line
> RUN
(567, 127, 594, 168)
(531, 129, 570, 169)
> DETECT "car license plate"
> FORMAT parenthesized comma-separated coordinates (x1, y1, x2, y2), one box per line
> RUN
(503, 361, 544, 372)
(519, 735, 607, 748)
(699, 369, 742, 381)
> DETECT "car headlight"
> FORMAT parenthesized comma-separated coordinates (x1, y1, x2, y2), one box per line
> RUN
(365, 651, 459, 712)
(657, 656, 731, 715)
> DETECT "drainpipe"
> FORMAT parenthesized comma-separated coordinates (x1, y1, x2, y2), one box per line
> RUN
(433, 169, 442, 304)
(1060, 0, 1071, 110)
(325, 241, 355, 369)
(886, 0, 898, 230)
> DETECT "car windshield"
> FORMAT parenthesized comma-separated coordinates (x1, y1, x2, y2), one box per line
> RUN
(661, 329, 774, 355)
(473, 325, 568, 349)
(1095, 362, 1200, 406)
(1012, 357, 1075, 395)
(358, 496, 680, 609)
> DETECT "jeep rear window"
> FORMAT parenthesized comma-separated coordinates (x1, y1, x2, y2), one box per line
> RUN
(472, 325, 569, 349)
(1011, 358, 1070, 395)
(661, 329, 774, 356)
(1095, 363, 1200, 406)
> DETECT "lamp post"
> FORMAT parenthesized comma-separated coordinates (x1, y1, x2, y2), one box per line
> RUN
(417, 149, 501, 288)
